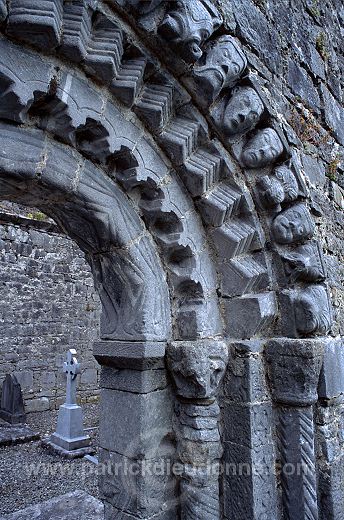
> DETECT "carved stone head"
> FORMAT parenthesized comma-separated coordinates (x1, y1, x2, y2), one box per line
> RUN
(222, 86, 264, 136)
(158, 0, 222, 63)
(193, 36, 247, 104)
(271, 203, 315, 244)
(258, 166, 299, 209)
(241, 128, 284, 168)
(281, 243, 326, 283)
(167, 340, 228, 399)
(295, 285, 332, 335)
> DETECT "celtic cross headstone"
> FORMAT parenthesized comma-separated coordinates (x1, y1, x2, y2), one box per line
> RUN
(45, 349, 93, 457)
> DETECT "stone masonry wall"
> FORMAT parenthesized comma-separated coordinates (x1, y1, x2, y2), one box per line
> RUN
(0, 213, 101, 412)
(217, 0, 344, 331)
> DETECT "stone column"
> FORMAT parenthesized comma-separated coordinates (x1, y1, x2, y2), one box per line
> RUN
(316, 338, 344, 520)
(221, 340, 278, 520)
(265, 339, 324, 520)
(94, 340, 177, 520)
(167, 340, 228, 520)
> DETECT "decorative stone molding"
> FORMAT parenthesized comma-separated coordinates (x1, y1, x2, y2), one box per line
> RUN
(0, 0, 339, 518)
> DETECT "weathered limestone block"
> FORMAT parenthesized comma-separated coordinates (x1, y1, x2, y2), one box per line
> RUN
(167, 340, 228, 399)
(318, 339, 344, 402)
(100, 367, 168, 394)
(7, 0, 64, 49)
(265, 339, 323, 406)
(94, 341, 166, 371)
(219, 254, 269, 297)
(99, 447, 177, 519)
(222, 341, 269, 403)
(223, 292, 277, 339)
(110, 57, 147, 107)
(99, 387, 173, 458)
(158, 0, 222, 63)
(180, 466, 220, 520)
(0, 38, 53, 122)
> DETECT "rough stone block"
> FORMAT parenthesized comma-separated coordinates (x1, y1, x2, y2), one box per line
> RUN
(222, 402, 273, 449)
(222, 343, 269, 403)
(99, 447, 177, 519)
(13, 370, 33, 393)
(265, 338, 323, 406)
(321, 84, 344, 145)
(99, 387, 173, 458)
(318, 339, 344, 401)
(94, 341, 166, 370)
(25, 397, 50, 413)
(100, 367, 168, 393)
(223, 292, 277, 339)
(288, 59, 320, 112)
(223, 440, 278, 520)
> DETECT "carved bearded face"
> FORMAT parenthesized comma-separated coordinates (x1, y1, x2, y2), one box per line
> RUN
(241, 128, 284, 168)
(158, 1, 222, 62)
(193, 37, 247, 101)
(272, 204, 315, 244)
(223, 86, 264, 136)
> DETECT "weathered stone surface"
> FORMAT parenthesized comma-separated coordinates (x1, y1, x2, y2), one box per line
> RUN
(99, 447, 177, 519)
(94, 341, 166, 370)
(223, 292, 277, 339)
(0, 374, 25, 424)
(7, 0, 64, 50)
(318, 339, 344, 401)
(2, 490, 104, 520)
(288, 59, 321, 112)
(265, 339, 324, 406)
(0, 423, 39, 447)
(100, 367, 168, 393)
(241, 128, 284, 168)
(99, 387, 173, 458)
(0, 0, 7, 21)
(321, 84, 344, 145)
(271, 203, 315, 244)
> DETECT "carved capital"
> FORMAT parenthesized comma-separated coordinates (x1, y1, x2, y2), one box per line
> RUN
(167, 340, 228, 399)
(265, 339, 324, 406)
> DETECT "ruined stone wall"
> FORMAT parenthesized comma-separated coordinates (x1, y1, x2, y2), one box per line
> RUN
(0, 213, 101, 412)
(217, 0, 344, 328)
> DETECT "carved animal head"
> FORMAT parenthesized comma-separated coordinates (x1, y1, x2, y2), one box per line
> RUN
(294, 285, 332, 335)
(193, 36, 247, 103)
(158, 0, 222, 62)
(167, 341, 228, 399)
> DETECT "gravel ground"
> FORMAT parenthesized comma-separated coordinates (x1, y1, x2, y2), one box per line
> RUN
(0, 404, 100, 515)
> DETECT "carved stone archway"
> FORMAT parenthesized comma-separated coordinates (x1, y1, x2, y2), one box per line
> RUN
(0, 1, 340, 519)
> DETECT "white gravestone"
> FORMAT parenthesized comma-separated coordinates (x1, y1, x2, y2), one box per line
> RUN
(46, 349, 93, 457)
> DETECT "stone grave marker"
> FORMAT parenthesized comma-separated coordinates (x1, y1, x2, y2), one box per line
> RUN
(0, 374, 26, 424)
(43, 349, 94, 458)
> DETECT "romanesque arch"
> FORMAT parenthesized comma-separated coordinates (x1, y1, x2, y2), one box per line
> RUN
(0, 1, 340, 519)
